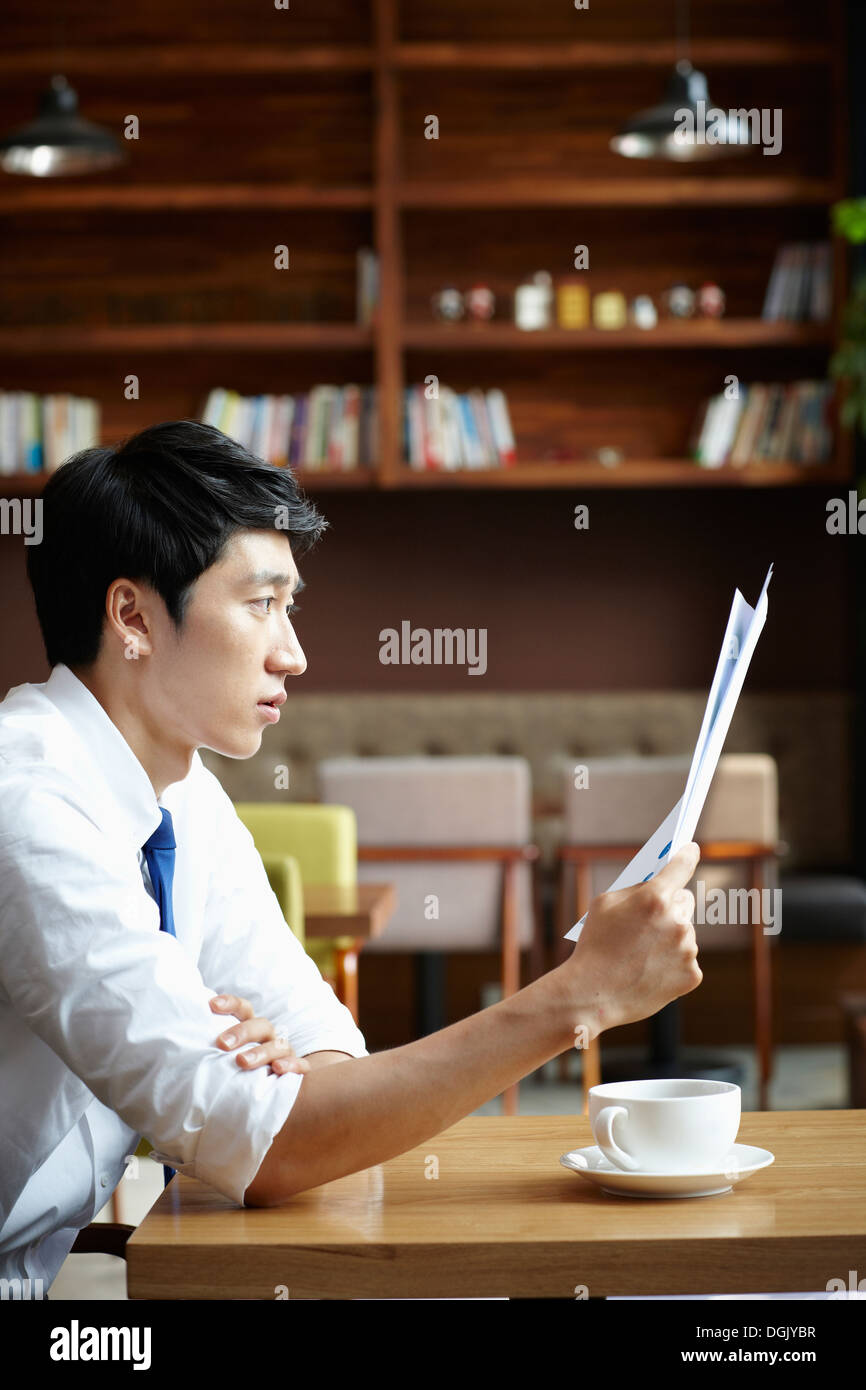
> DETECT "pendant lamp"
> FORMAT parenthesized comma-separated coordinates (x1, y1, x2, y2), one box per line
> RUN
(0, 75, 124, 177)
(610, 0, 754, 161)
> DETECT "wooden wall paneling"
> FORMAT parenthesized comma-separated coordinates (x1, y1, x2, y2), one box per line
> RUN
(397, 0, 829, 46)
(0, 0, 372, 48)
(0, 210, 373, 326)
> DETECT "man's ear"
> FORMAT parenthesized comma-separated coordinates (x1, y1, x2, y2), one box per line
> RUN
(107, 579, 155, 661)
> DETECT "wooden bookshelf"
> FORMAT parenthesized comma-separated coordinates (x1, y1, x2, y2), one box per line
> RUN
(400, 323, 833, 351)
(398, 179, 839, 209)
(0, 0, 851, 491)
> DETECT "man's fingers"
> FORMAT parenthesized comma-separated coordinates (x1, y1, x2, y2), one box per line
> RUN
(216, 1014, 275, 1050)
(213, 1013, 309, 1075)
(238, 1034, 310, 1075)
(650, 841, 700, 894)
(210, 993, 253, 1021)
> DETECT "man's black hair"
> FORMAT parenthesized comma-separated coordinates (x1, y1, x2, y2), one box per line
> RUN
(26, 419, 328, 669)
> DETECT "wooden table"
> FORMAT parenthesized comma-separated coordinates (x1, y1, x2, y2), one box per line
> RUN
(126, 1110, 866, 1300)
(301, 881, 396, 1022)
(302, 882, 396, 940)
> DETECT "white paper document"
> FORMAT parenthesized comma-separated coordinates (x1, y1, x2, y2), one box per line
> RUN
(563, 564, 773, 942)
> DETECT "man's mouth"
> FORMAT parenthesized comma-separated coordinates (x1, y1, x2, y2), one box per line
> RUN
(257, 691, 286, 723)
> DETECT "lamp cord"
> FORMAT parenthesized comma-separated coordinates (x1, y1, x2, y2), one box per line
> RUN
(675, 0, 691, 65)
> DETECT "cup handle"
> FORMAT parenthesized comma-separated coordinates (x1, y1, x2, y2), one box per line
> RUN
(594, 1105, 642, 1171)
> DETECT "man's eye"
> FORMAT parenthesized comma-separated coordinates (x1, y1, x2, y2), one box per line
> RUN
(257, 597, 300, 617)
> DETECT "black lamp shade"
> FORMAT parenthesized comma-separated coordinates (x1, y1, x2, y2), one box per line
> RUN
(0, 75, 124, 177)
(610, 61, 754, 161)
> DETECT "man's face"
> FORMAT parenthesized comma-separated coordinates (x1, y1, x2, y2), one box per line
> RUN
(148, 528, 306, 759)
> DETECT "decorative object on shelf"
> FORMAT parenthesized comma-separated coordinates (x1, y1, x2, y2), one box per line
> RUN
(431, 287, 465, 322)
(662, 283, 696, 319)
(697, 282, 726, 319)
(0, 75, 125, 177)
(514, 271, 553, 331)
(592, 291, 628, 330)
(465, 284, 496, 321)
(629, 295, 658, 330)
(609, 1, 754, 161)
(592, 447, 625, 468)
(556, 281, 591, 329)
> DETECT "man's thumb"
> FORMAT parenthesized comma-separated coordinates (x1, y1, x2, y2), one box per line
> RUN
(653, 841, 700, 890)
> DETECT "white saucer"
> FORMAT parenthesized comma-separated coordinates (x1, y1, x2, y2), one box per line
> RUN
(559, 1143, 775, 1198)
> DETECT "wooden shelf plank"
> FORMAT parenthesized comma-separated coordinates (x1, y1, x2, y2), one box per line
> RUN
(391, 460, 849, 489)
(0, 45, 376, 74)
(0, 39, 833, 76)
(0, 468, 376, 496)
(290, 469, 376, 489)
(1, 458, 847, 495)
(0, 324, 374, 354)
(399, 179, 838, 209)
(4, 317, 773, 360)
(0, 185, 374, 213)
(402, 322, 834, 351)
(393, 40, 834, 69)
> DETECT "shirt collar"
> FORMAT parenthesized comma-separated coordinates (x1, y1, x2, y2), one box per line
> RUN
(42, 663, 165, 852)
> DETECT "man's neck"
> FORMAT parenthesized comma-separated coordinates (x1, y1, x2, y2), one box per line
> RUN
(69, 663, 194, 799)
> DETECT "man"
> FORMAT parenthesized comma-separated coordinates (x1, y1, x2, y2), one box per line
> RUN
(0, 420, 701, 1289)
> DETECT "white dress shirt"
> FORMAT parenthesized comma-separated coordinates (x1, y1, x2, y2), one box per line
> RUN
(0, 662, 368, 1290)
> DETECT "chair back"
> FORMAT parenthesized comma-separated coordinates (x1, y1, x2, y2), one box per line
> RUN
(317, 756, 535, 951)
(561, 753, 779, 948)
(234, 802, 357, 886)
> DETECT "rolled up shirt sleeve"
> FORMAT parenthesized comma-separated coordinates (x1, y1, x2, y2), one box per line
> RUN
(0, 774, 309, 1206)
(195, 764, 369, 1062)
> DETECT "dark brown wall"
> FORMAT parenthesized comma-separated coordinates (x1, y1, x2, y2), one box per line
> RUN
(2, 485, 853, 696)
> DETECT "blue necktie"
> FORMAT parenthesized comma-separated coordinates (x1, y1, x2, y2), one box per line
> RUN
(142, 807, 177, 1186)
(143, 807, 176, 939)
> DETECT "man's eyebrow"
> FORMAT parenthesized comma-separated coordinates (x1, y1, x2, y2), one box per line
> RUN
(240, 570, 305, 594)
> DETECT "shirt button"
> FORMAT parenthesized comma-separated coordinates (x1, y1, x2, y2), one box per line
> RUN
(99, 1173, 110, 1189)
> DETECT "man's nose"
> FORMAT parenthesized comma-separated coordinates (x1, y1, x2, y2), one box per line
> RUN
(270, 639, 306, 676)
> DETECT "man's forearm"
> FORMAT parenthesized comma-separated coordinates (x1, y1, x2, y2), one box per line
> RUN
(245, 964, 580, 1206)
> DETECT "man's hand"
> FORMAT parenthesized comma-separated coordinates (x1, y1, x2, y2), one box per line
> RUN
(210, 993, 310, 1076)
(564, 842, 703, 1040)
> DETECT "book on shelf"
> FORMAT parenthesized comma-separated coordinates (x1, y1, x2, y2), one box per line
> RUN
(201, 386, 376, 471)
(761, 243, 832, 323)
(356, 248, 379, 327)
(690, 380, 833, 467)
(403, 384, 517, 470)
(0, 390, 100, 475)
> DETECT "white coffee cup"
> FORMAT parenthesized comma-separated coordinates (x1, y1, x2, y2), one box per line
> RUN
(588, 1079, 741, 1173)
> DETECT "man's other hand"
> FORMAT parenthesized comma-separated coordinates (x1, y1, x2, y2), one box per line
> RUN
(210, 993, 310, 1075)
